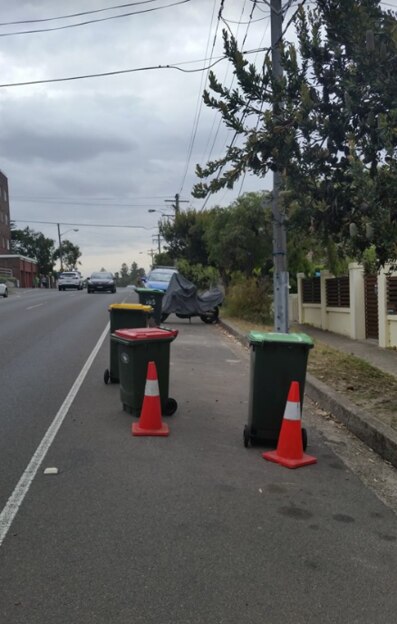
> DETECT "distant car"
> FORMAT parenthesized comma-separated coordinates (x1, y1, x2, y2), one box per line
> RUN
(142, 267, 178, 292)
(58, 271, 84, 291)
(0, 283, 8, 298)
(87, 271, 116, 294)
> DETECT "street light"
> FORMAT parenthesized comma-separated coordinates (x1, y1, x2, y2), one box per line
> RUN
(57, 224, 79, 272)
(148, 209, 174, 218)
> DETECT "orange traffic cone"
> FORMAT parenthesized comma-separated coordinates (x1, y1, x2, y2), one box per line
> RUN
(132, 361, 169, 437)
(262, 381, 317, 469)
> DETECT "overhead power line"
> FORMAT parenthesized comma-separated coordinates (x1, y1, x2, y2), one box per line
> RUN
(13, 198, 169, 207)
(178, 0, 222, 195)
(0, 43, 285, 89)
(0, 1, 159, 26)
(0, 0, 190, 37)
(13, 194, 169, 201)
(222, 14, 269, 24)
(13, 219, 157, 230)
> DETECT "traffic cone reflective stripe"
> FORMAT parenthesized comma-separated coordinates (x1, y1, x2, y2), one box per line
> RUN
(144, 379, 160, 397)
(262, 381, 317, 469)
(132, 361, 169, 437)
(283, 399, 301, 421)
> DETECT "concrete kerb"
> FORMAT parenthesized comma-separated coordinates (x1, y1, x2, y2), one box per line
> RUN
(218, 318, 397, 469)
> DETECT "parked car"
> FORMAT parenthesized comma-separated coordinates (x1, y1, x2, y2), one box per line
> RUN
(141, 266, 178, 291)
(0, 283, 8, 298)
(58, 271, 84, 291)
(87, 271, 116, 293)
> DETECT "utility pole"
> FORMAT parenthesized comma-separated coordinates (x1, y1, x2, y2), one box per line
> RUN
(152, 226, 161, 254)
(57, 223, 64, 272)
(271, 0, 289, 333)
(165, 193, 188, 216)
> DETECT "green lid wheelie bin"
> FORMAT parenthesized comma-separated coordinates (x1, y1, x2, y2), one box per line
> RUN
(104, 303, 152, 384)
(112, 327, 178, 416)
(135, 287, 165, 325)
(244, 332, 313, 449)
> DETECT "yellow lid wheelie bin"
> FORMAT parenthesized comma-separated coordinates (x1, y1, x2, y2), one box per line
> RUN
(104, 303, 152, 384)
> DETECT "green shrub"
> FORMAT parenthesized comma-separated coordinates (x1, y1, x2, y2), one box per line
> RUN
(176, 260, 219, 290)
(224, 276, 273, 324)
(0, 276, 17, 286)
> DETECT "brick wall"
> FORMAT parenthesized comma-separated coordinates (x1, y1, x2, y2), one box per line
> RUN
(0, 171, 11, 254)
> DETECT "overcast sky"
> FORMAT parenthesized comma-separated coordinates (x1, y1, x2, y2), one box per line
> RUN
(0, 0, 281, 276)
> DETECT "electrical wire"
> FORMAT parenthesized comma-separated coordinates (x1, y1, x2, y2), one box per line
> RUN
(0, 57, 227, 88)
(0, 0, 191, 38)
(203, 0, 254, 168)
(178, 0, 219, 195)
(0, 43, 274, 89)
(13, 199, 170, 207)
(13, 218, 157, 230)
(13, 194, 169, 201)
(222, 14, 269, 24)
(0, 1, 160, 26)
(200, 1, 249, 167)
(202, 0, 260, 204)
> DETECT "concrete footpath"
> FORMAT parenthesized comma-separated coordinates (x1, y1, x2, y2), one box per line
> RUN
(219, 319, 397, 469)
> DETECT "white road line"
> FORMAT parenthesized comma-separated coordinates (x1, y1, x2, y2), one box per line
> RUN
(0, 322, 110, 548)
(26, 303, 43, 310)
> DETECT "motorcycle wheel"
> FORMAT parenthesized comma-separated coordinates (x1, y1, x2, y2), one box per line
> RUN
(200, 306, 219, 324)
(160, 313, 169, 322)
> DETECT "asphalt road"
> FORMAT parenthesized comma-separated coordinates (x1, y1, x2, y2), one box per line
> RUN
(0, 288, 396, 624)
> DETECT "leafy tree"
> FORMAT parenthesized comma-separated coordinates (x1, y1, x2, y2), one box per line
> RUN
(193, 0, 397, 268)
(116, 263, 130, 287)
(130, 261, 146, 284)
(159, 210, 212, 265)
(153, 252, 174, 267)
(53, 239, 82, 270)
(11, 227, 55, 275)
(204, 192, 273, 285)
(176, 259, 219, 290)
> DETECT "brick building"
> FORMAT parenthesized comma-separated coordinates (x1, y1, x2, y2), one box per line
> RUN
(0, 255, 38, 287)
(0, 170, 11, 253)
(0, 170, 38, 287)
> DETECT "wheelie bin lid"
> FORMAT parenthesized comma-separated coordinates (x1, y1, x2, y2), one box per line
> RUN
(135, 287, 165, 294)
(109, 303, 153, 312)
(248, 331, 313, 347)
(114, 327, 178, 341)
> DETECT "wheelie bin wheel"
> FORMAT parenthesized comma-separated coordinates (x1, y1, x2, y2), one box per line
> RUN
(104, 369, 110, 384)
(163, 397, 177, 416)
(302, 427, 308, 451)
(243, 425, 251, 448)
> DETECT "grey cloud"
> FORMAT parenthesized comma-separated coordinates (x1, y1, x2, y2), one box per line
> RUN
(1, 126, 134, 163)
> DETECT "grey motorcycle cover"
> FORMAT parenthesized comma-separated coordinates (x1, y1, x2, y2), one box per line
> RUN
(161, 273, 223, 315)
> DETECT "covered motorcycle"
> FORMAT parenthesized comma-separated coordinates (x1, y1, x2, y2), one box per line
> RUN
(161, 273, 223, 324)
